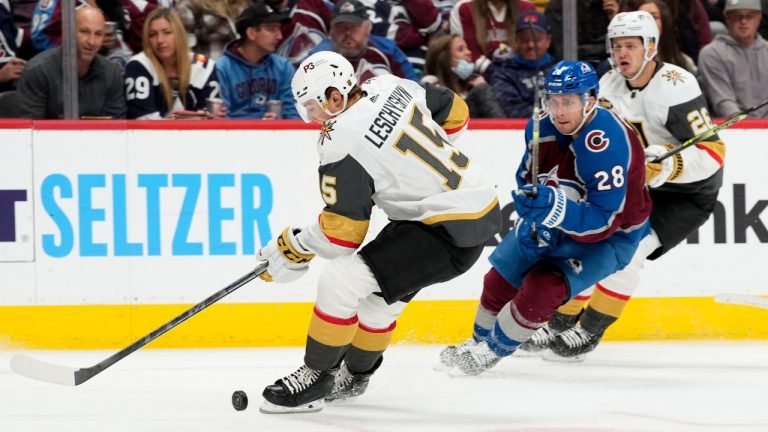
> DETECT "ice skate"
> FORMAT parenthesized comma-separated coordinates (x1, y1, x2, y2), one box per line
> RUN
(437, 337, 479, 370)
(518, 323, 558, 355)
(456, 340, 502, 375)
(325, 357, 382, 404)
(545, 326, 602, 362)
(260, 364, 335, 414)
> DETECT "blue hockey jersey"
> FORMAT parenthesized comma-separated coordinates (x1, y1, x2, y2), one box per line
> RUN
(516, 107, 651, 243)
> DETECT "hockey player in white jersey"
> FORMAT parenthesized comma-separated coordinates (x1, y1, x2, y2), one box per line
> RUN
(525, 11, 726, 360)
(256, 51, 500, 413)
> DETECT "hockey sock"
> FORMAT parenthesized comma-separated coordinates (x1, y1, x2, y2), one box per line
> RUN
(305, 305, 359, 371)
(474, 267, 519, 341)
(344, 321, 395, 373)
(556, 293, 591, 318)
(578, 283, 626, 334)
(488, 263, 568, 356)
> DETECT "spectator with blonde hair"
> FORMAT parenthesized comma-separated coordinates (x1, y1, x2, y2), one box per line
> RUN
(423, 34, 505, 118)
(124, 7, 221, 119)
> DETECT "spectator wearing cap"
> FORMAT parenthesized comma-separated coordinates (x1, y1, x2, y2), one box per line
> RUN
(308, 0, 419, 81)
(699, 0, 768, 117)
(215, 0, 299, 119)
(484, 10, 555, 118)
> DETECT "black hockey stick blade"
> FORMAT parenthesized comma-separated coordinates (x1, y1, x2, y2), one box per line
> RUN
(10, 264, 266, 386)
(653, 98, 768, 163)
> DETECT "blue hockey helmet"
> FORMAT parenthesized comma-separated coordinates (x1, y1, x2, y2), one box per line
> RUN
(543, 61, 599, 135)
(544, 60, 599, 97)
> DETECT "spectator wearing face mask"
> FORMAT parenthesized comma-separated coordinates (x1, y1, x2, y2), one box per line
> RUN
(422, 34, 506, 118)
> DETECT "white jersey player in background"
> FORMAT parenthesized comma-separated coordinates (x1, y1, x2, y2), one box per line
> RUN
(256, 51, 500, 413)
(521, 11, 726, 360)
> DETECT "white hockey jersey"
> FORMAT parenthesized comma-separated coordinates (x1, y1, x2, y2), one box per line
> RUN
(599, 62, 725, 194)
(297, 75, 500, 258)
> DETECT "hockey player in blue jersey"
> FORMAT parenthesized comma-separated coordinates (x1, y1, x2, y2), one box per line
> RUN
(439, 60, 653, 375)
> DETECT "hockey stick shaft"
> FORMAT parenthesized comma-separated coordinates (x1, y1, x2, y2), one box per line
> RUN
(529, 22, 542, 190)
(652, 98, 768, 163)
(11, 264, 266, 386)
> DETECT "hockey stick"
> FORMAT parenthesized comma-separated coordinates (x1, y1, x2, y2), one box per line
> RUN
(10, 263, 267, 386)
(525, 21, 544, 243)
(529, 21, 542, 192)
(652, 98, 768, 163)
(714, 293, 768, 310)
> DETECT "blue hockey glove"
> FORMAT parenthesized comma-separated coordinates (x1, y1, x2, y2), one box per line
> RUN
(515, 219, 556, 259)
(513, 185, 567, 228)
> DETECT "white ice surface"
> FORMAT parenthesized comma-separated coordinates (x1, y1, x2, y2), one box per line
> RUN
(2, 342, 767, 432)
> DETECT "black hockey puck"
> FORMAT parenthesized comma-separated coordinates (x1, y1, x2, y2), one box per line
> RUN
(232, 390, 248, 411)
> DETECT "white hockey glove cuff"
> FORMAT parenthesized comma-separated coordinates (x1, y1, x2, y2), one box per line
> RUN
(257, 227, 315, 283)
(644, 144, 676, 188)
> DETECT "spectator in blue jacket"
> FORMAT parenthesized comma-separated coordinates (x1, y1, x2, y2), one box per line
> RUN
(215, 0, 299, 119)
(485, 10, 556, 118)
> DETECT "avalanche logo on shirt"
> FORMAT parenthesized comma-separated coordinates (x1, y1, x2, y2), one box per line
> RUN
(585, 130, 609, 153)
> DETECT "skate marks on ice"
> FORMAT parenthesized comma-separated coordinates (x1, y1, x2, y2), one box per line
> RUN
(1, 343, 767, 432)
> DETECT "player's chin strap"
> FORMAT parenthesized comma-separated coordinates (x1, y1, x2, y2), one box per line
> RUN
(322, 94, 350, 118)
(613, 49, 654, 82)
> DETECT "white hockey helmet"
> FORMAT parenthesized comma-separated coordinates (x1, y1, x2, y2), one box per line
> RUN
(606, 11, 659, 80)
(291, 51, 358, 122)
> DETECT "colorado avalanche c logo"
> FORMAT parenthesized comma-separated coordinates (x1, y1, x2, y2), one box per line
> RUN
(585, 130, 610, 153)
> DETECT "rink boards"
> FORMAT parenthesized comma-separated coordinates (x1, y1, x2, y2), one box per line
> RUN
(1, 119, 767, 349)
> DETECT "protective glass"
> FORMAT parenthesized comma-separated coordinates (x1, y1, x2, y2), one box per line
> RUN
(296, 99, 327, 123)
(543, 93, 588, 115)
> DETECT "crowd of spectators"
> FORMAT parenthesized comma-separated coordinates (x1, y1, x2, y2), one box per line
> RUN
(0, 0, 766, 119)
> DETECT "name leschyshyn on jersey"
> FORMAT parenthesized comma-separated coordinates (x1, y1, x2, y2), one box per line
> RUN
(294, 74, 500, 258)
(364, 84, 414, 148)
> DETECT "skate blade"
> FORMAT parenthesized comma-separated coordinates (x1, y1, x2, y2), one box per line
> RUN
(433, 361, 456, 372)
(325, 395, 360, 405)
(542, 351, 586, 363)
(259, 399, 325, 414)
(514, 348, 546, 358)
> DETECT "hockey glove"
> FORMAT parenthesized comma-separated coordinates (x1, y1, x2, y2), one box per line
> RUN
(513, 185, 567, 228)
(257, 227, 315, 283)
(644, 144, 676, 188)
(515, 218, 555, 259)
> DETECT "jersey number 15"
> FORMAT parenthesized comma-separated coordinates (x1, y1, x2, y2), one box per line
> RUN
(394, 107, 469, 190)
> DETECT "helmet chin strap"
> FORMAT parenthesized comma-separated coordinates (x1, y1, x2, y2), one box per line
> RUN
(618, 50, 654, 82)
(322, 94, 349, 118)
